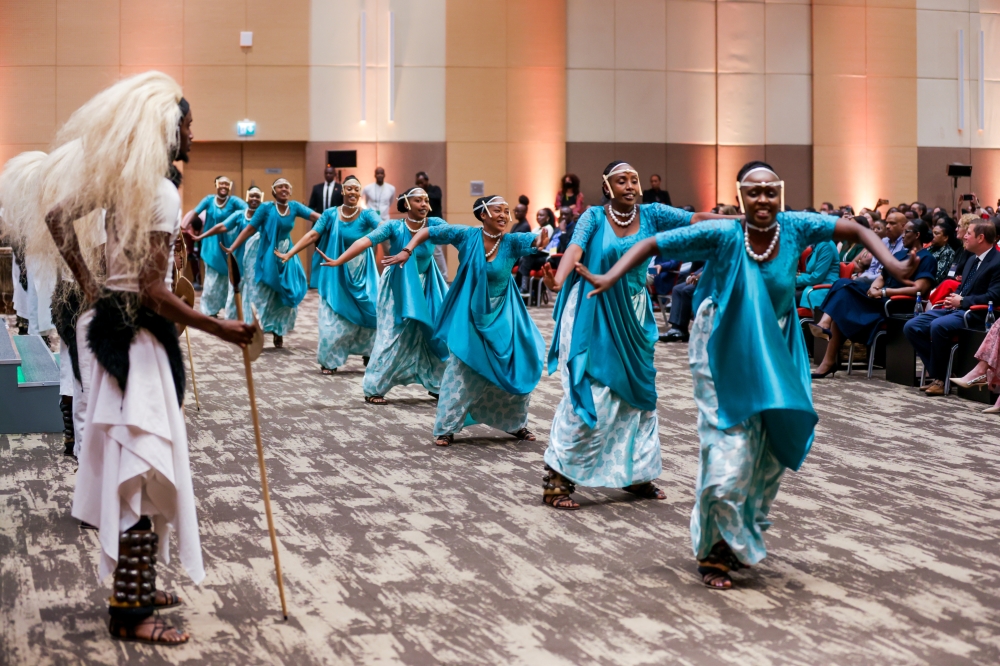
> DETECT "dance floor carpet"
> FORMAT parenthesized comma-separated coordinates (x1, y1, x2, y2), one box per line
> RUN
(3, 291, 999, 665)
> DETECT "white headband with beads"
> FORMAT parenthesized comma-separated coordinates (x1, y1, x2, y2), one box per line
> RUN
(474, 196, 511, 222)
(602, 163, 640, 200)
(271, 178, 291, 192)
(397, 187, 429, 211)
(736, 167, 784, 213)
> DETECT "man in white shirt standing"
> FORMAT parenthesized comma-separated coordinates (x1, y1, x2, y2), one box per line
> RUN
(362, 167, 396, 223)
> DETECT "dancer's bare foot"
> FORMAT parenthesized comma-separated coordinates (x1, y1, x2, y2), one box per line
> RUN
(109, 615, 189, 645)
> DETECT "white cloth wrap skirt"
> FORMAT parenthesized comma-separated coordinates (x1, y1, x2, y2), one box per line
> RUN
(71, 307, 203, 584)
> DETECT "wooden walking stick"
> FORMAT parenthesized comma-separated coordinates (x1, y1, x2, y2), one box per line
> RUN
(172, 235, 200, 410)
(227, 252, 288, 619)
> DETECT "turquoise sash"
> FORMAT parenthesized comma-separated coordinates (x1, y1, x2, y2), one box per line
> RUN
(432, 234, 543, 395)
(201, 233, 228, 275)
(548, 218, 658, 427)
(694, 225, 817, 471)
(387, 258, 449, 360)
(255, 214, 307, 308)
(313, 218, 378, 328)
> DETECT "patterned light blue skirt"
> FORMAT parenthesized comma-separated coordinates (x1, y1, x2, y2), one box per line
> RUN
(199, 266, 228, 317)
(317, 252, 376, 369)
(254, 238, 298, 336)
(688, 298, 785, 567)
(242, 234, 261, 326)
(434, 354, 531, 437)
(362, 270, 445, 397)
(544, 283, 662, 488)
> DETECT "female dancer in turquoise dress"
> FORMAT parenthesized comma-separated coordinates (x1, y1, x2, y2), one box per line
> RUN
(195, 185, 262, 322)
(276, 175, 379, 372)
(384, 195, 550, 446)
(194, 176, 246, 317)
(577, 161, 914, 588)
(317, 187, 448, 402)
(227, 178, 320, 347)
(538, 161, 723, 510)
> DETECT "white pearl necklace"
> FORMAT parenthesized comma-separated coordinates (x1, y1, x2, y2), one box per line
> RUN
(339, 204, 359, 221)
(747, 219, 778, 232)
(482, 228, 502, 259)
(607, 204, 637, 227)
(275, 202, 289, 215)
(744, 221, 780, 262)
(404, 216, 426, 233)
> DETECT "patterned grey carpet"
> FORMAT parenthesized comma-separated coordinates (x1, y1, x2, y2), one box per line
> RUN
(2, 291, 999, 665)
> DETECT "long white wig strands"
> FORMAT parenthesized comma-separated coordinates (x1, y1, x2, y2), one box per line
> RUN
(47, 71, 184, 283)
(0, 151, 49, 279)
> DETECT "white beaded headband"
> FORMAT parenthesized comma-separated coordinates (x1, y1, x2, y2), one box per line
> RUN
(736, 167, 784, 213)
(215, 176, 233, 187)
(342, 177, 361, 190)
(397, 187, 429, 210)
(602, 163, 639, 200)
(246, 186, 262, 198)
(271, 178, 291, 191)
(474, 196, 511, 222)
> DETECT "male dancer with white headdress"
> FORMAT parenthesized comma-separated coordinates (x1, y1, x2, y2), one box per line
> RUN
(43, 72, 254, 645)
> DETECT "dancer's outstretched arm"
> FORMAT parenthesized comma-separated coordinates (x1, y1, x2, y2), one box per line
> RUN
(382, 227, 431, 267)
(226, 224, 256, 254)
(832, 218, 916, 283)
(316, 237, 373, 268)
(576, 237, 659, 298)
(275, 229, 320, 263)
(194, 222, 227, 241)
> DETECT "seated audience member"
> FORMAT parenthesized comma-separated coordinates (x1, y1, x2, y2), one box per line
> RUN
(510, 195, 532, 234)
(516, 208, 557, 296)
(952, 312, 1000, 414)
(555, 206, 576, 255)
(838, 216, 869, 263)
(854, 211, 905, 285)
(904, 219, 1000, 395)
(642, 174, 672, 206)
(799, 239, 841, 311)
(812, 220, 937, 378)
(820, 202, 836, 214)
(555, 173, 585, 217)
(928, 219, 958, 284)
(661, 267, 703, 343)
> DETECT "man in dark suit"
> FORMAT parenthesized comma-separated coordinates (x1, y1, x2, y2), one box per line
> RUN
(904, 219, 1000, 395)
(642, 174, 672, 206)
(308, 165, 343, 212)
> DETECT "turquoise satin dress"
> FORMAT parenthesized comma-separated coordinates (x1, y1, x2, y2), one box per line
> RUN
(312, 207, 380, 369)
(248, 200, 314, 335)
(195, 195, 246, 316)
(221, 209, 254, 320)
(361, 218, 449, 397)
(653, 212, 837, 566)
(544, 203, 693, 488)
(428, 225, 544, 437)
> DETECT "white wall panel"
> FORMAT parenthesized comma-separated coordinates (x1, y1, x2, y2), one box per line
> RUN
(376, 66, 444, 140)
(717, 73, 765, 144)
(917, 78, 970, 146)
(985, 13, 1000, 82)
(916, 0, 970, 10)
(972, 80, 1000, 147)
(310, 0, 364, 66)
(717, 2, 765, 74)
(567, 0, 614, 69)
(765, 74, 810, 144)
(309, 66, 376, 141)
(614, 70, 666, 142)
(917, 10, 971, 79)
(614, 0, 666, 70)
(666, 71, 715, 144)
(666, 1, 716, 73)
(765, 4, 810, 74)
(567, 69, 616, 142)
(373, 0, 445, 68)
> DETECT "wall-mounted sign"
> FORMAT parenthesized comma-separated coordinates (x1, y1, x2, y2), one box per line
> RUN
(265, 168, 282, 174)
(237, 119, 256, 137)
(470, 180, 485, 196)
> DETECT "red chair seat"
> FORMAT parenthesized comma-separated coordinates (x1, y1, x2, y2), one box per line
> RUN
(797, 307, 813, 319)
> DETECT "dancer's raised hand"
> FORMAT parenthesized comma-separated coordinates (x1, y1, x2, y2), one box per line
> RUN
(541, 264, 560, 292)
(315, 248, 342, 267)
(575, 264, 614, 298)
(382, 249, 412, 267)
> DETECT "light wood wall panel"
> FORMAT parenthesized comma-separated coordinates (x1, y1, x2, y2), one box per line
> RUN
(183, 0, 246, 67)
(615, 0, 667, 70)
(120, 0, 184, 67)
(717, 2, 766, 74)
(446, 0, 566, 241)
(56, 0, 119, 66)
(247, 0, 310, 66)
(0, 0, 56, 67)
(0, 66, 57, 146)
(55, 66, 120, 126)
(247, 66, 310, 140)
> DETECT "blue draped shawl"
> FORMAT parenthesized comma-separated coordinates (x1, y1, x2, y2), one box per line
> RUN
(313, 212, 378, 328)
